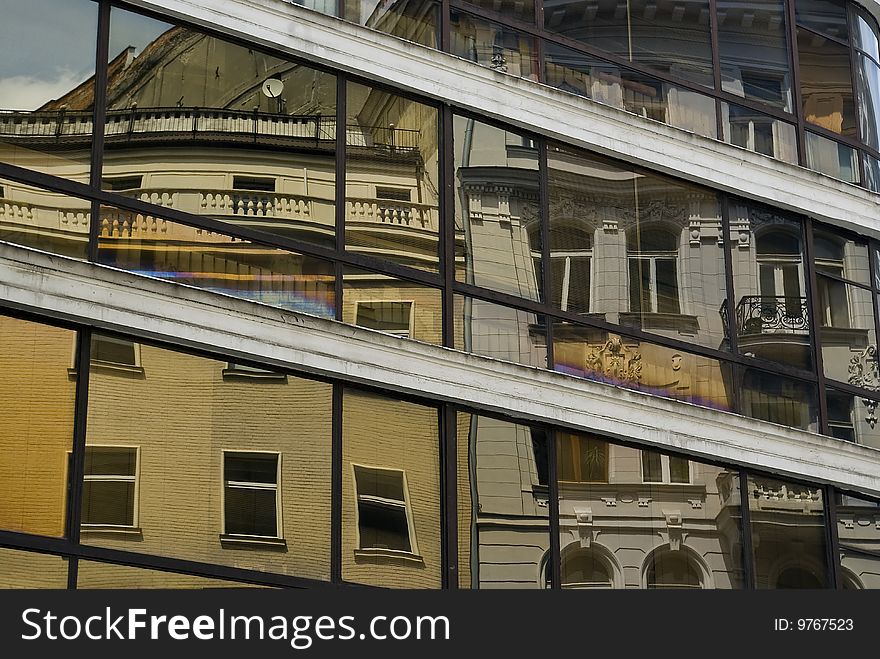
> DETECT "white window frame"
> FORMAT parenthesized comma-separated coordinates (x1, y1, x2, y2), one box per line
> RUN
(80, 445, 140, 532)
(220, 450, 284, 543)
(351, 463, 420, 558)
(640, 450, 692, 485)
(628, 251, 681, 314)
(354, 300, 414, 338)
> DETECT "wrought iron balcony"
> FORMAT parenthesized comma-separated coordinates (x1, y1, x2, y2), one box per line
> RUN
(721, 296, 810, 337)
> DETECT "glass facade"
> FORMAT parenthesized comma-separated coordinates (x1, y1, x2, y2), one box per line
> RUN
(0, 0, 879, 591)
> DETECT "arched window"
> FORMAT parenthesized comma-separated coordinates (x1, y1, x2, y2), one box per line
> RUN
(627, 226, 680, 314)
(560, 548, 614, 589)
(775, 566, 823, 589)
(645, 550, 703, 589)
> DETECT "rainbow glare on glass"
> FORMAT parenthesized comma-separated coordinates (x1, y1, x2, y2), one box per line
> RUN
(132, 269, 336, 319)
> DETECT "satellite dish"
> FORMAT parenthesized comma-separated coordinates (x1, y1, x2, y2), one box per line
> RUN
(262, 78, 284, 99)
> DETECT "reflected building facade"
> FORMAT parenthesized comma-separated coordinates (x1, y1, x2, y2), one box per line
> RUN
(1, 0, 880, 591)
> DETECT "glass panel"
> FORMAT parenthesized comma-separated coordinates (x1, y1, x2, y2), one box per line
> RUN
(795, 0, 849, 42)
(818, 279, 876, 382)
(717, 0, 793, 111)
(553, 324, 735, 411)
(642, 450, 663, 482)
(825, 388, 880, 447)
(0, 178, 91, 258)
(0, 315, 76, 537)
(453, 115, 542, 301)
(104, 8, 337, 249)
(558, 434, 745, 588)
(729, 200, 812, 369)
(458, 413, 549, 588)
(0, 0, 96, 179)
(798, 27, 857, 137)
(804, 131, 860, 183)
(96, 207, 336, 318)
(453, 294, 548, 368)
(544, 43, 717, 138)
(342, 265, 442, 344)
(84, 339, 333, 581)
(543, 0, 714, 87)
(854, 9, 880, 60)
(461, 0, 534, 23)
(548, 144, 728, 349)
(865, 154, 880, 192)
(856, 54, 880, 150)
(450, 11, 538, 81)
(747, 474, 828, 588)
(720, 102, 798, 163)
(344, 0, 438, 47)
(738, 369, 819, 431)
(812, 223, 870, 285)
(345, 82, 439, 271)
(835, 492, 880, 588)
(84, 446, 137, 476)
(0, 548, 67, 588)
(82, 481, 136, 526)
(342, 388, 441, 588)
(77, 560, 271, 588)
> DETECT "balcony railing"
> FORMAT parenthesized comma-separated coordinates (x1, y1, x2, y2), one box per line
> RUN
(0, 108, 420, 152)
(721, 295, 810, 338)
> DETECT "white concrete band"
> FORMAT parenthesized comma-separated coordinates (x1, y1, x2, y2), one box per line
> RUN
(120, 0, 880, 237)
(2, 242, 879, 496)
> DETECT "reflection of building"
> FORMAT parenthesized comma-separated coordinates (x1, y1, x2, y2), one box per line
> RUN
(2, 0, 880, 592)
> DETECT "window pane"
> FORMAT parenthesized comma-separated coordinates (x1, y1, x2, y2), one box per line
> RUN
(345, 82, 439, 272)
(804, 131, 860, 183)
(85, 340, 332, 581)
(747, 474, 828, 588)
(97, 208, 336, 318)
(718, 0, 793, 111)
(0, 0, 96, 179)
(642, 450, 663, 482)
(739, 369, 819, 431)
(77, 560, 271, 589)
(854, 9, 880, 60)
(559, 437, 745, 589)
(0, 548, 67, 588)
(90, 335, 137, 367)
(84, 446, 137, 476)
(354, 466, 406, 501)
(856, 54, 880, 150)
(103, 7, 337, 249)
(720, 102, 798, 163)
(798, 27, 857, 137)
(81, 480, 135, 526)
(458, 413, 549, 589)
(557, 432, 608, 483)
(453, 115, 542, 301)
(865, 154, 880, 193)
(835, 492, 880, 589)
(795, 0, 849, 42)
(0, 178, 92, 259)
(669, 455, 690, 483)
(342, 389, 440, 588)
(824, 388, 880, 447)
(450, 11, 538, 81)
(543, 0, 714, 87)
(460, 0, 534, 22)
(342, 265, 442, 344)
(357, 500, 411, 551)
(544, 43, 717, 138)
(225, 486, 278, 537)
(453, 295, 548, 368)
(0, 315, 76, 537)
